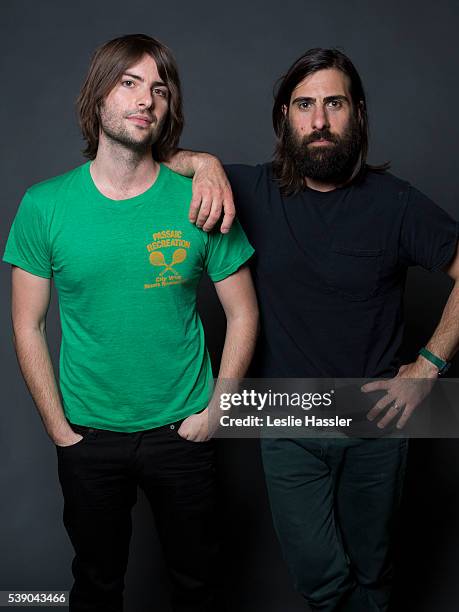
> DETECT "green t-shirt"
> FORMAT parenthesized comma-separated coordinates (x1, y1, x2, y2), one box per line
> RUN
(3, 162, 254, 432)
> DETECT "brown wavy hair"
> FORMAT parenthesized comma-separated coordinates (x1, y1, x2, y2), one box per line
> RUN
(76, 33, 184, 161)
(272, 48, 389, 195)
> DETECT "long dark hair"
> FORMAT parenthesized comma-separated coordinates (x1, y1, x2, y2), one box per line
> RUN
(76, 33, 184, 161)
(272, 48, 388, 195)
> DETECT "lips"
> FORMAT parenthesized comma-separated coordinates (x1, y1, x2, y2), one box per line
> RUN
(309, 138, 335, 145)
(127, 115, 153, 126)
(307, 131, 337, 145)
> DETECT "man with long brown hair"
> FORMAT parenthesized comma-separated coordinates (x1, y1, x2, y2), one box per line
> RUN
(2, 34, 258, 611)
(167, 48, 459, 610)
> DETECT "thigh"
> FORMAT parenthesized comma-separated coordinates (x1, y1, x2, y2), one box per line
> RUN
(261, 438, 352, 599)
(138, 422, 218, 566)
(137, 423, 219, 611)
(56, 425, 137, 557)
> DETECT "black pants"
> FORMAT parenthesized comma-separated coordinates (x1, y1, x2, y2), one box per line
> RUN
(56, 420, 218, 612)
(261, 436, 408, 612)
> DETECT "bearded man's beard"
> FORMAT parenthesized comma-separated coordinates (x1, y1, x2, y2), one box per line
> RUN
(283, 115, 362, 185)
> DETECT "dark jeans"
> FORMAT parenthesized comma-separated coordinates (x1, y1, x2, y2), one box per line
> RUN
(261, 436, 408, 612)
(56, 419, 218, 612)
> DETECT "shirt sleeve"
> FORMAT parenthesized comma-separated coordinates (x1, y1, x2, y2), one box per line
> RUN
(204, 217, 254, 282)
(399, 186, 458, 271)
(2, 190, 53, 278)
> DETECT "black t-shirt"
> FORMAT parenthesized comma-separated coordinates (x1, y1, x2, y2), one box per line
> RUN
(225, 163, 458, 378)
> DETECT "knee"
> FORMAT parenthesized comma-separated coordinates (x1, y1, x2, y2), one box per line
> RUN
(291, 556, 352, 610)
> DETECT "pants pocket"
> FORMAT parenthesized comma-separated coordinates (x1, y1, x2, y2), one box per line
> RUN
(56, 424, 96, 452)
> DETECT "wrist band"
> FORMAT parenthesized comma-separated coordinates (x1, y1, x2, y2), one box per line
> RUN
(418, 347, 450, 375)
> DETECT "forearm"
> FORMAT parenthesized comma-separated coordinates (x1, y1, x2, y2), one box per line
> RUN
(207, 312, 259, 415)
(13, 328, 73, 443)
(418, 280, 459, 371)
(165, 149, 217, 178)
(178, 306, 258, 441)
(217, 313, 259, 379)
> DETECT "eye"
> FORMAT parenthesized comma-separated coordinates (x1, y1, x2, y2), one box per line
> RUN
(298, 101, 312, 110)
(153, 88, 168, 98)
(327, 99, 343, 109)
(122, 80, 135, 87)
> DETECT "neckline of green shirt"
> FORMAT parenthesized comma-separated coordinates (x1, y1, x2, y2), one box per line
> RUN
(82, 160, 168, 210)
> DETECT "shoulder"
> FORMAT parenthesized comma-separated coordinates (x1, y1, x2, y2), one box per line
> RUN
(27, 163, 86, 198)
(224, 163, 275, 211)
(360, 170, 447, 211)
(353, 170, 412, 213)
(25, 163, 86, 209)
(357, 169, 410, 194)
(224, 162, 270, 189)
(161, 164, 193, 193)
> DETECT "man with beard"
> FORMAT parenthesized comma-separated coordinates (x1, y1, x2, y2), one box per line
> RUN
(2, 34, 258, 611)
(166, 48, 459, 610)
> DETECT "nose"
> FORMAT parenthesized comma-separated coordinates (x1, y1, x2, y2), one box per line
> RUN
(136, 86, 154, 110)
(311, 105, 329, 131)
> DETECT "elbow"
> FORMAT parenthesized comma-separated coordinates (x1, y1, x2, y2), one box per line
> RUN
(12, 318, 46, 342)
(229, 304, 259, 336)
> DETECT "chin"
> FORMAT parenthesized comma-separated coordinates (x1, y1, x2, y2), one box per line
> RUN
(308, 142, 334, 150)
(309, 150, 334, 162)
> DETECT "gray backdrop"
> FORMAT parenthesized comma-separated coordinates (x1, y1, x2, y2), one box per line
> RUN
(1, 0, 459, 610)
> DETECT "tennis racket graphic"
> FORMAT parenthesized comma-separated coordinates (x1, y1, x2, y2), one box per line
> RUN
(149, 248, 187, 275)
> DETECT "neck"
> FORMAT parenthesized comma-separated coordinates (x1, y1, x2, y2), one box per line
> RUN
(304, 176, 340, 192)
(90, 135, 159, 199)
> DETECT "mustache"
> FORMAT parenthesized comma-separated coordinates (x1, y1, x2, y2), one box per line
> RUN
(305, 129, 339, 145)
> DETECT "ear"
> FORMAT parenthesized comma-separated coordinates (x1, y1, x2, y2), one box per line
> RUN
(282, 103, 288, 117)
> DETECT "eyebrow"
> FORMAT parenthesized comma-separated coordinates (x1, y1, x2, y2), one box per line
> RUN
(291, 94, 349, 105)
(122, 72, 168, 88)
